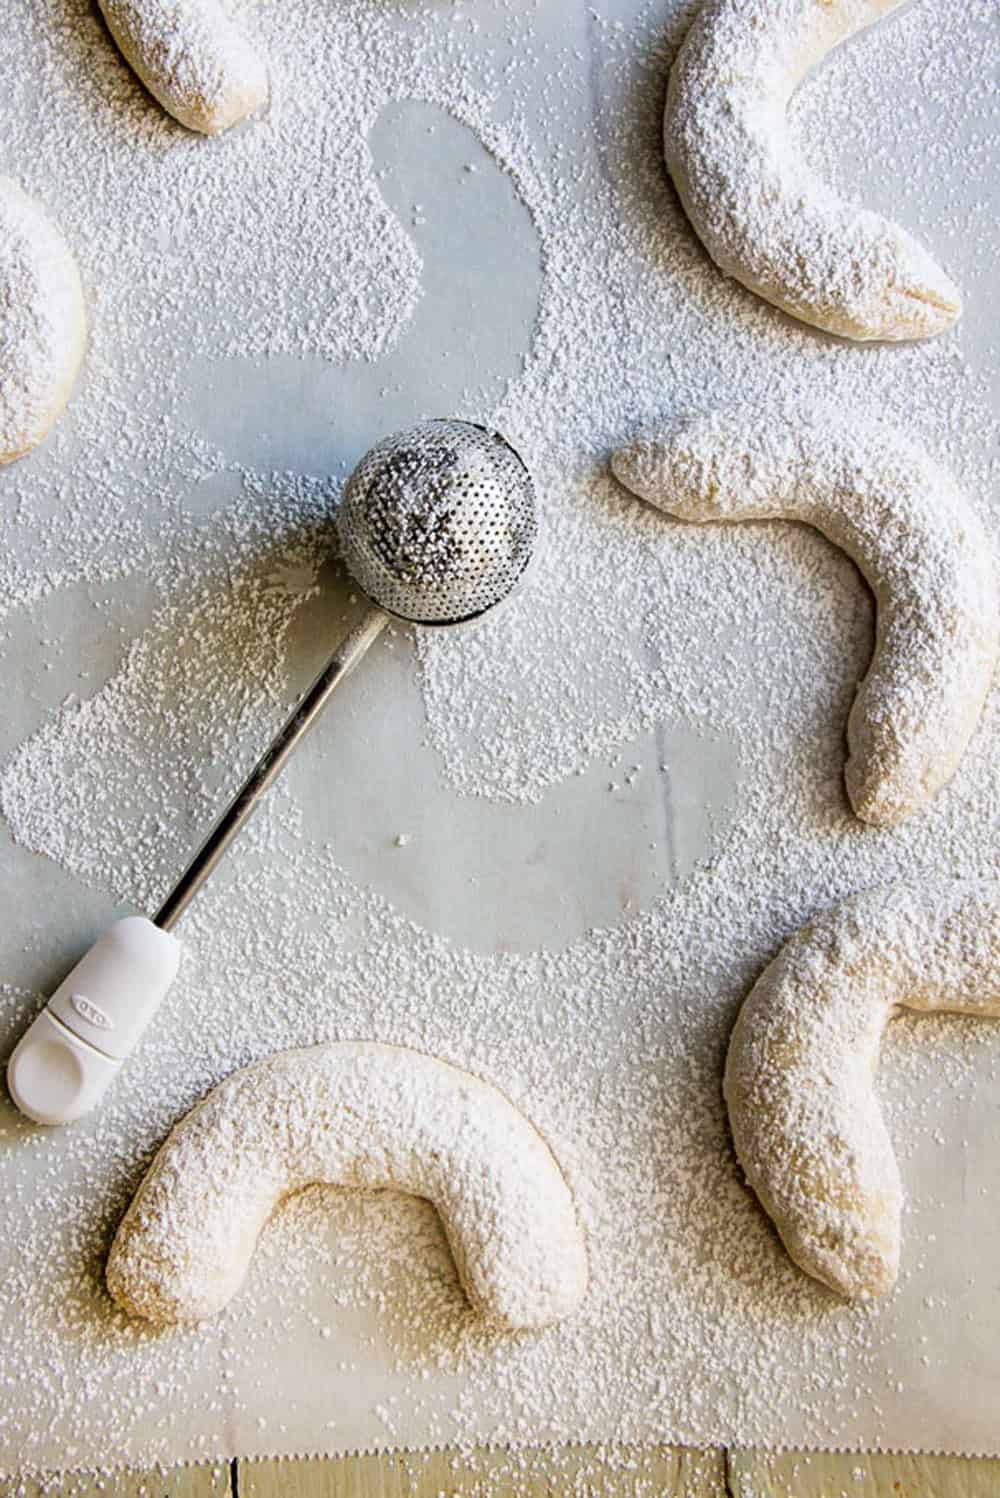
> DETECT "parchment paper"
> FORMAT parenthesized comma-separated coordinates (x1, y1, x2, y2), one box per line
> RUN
(1, 0, 999, 1476)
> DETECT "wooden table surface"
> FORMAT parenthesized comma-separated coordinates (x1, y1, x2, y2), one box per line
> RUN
(3, 1446, 997, 1495)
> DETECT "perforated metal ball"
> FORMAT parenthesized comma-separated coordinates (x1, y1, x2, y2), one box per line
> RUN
(336, 421, 537, 625)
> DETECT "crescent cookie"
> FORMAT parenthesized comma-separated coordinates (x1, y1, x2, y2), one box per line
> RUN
(106, 1042, 588, 1330)
(611, 406, 999, 828)
(0, 180, 86, 466)
(723, 882, 1000, 1299)
(664, 0, 961, 341)
(98, 0, 268, 135)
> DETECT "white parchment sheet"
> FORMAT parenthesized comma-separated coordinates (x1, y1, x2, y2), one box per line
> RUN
(1, 0, 999, 1474)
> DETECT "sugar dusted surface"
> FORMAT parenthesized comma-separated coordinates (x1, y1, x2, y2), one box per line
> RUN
(1, 0, 1000, 1475)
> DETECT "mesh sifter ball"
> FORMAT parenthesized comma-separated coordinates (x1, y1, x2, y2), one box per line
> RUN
(336, 419, 538, 625)
(6, 418, 540, 1126)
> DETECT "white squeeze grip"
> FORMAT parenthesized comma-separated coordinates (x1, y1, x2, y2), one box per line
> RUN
(6, 918, 180, 1126)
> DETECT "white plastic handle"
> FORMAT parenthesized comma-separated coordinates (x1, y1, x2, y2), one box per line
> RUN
(6, 917, 180, 1126)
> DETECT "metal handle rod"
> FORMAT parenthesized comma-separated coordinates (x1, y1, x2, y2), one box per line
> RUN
(153, 606, 390, 932)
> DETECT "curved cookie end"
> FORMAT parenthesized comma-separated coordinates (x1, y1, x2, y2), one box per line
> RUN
(845, 744, 949, 830)
(106, 1224, 237, 1326)
(610, 438, 667, 509)
(844, 767, 915, 830)
(611, 420, 717, 521)
(180, 65, 270, 136)
(463, 1176, 589, 1331)
(879, 277, 962, 344)
(0, 193, 88, 466)
(522, 1239, 589, 1331)
(865, 231, 963, 344)
(788, 1218, 900, 1303)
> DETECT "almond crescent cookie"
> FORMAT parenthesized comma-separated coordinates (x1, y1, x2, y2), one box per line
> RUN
(107, 1042, 588, 1330)
(98, 0, 268, 135)
(612, 406, 998, 827)
(664, 0, 961, 341)
(0, 180, 86, 465)
(723, 882, 1000, 1298)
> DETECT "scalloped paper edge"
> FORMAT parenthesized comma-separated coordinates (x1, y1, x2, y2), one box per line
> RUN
(4, 1436, 1000, 1483)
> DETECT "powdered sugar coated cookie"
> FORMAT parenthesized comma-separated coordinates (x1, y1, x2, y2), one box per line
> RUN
(107, 1042, 588, 1330)
(724, 882, 1000, 1299)
(98, 0, 268, 134)
(612, 405, 998, 827)
(0, 179, 86, 465)
(664, 0, 961, 340)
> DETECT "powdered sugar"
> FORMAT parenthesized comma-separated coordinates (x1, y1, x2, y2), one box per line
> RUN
(107, 1041, 587, 1329)
(611, 404, 999, 826)
(0, 179, 86, 465)
(97, 0, 268, 134)
(725, 881, 1000, 1301)
(0, 0, 998, 1475)
(663, 0, 961, 340)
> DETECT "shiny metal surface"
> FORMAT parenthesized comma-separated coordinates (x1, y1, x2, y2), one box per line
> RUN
(336, 420, 537, 625)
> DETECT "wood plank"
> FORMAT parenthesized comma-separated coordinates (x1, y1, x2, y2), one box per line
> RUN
(6, 1448, 1000, 1496)
(728, 1448, 1000, 1497)
(239, 1444, 727, 1496)
(0, 1463, 230, 1497)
